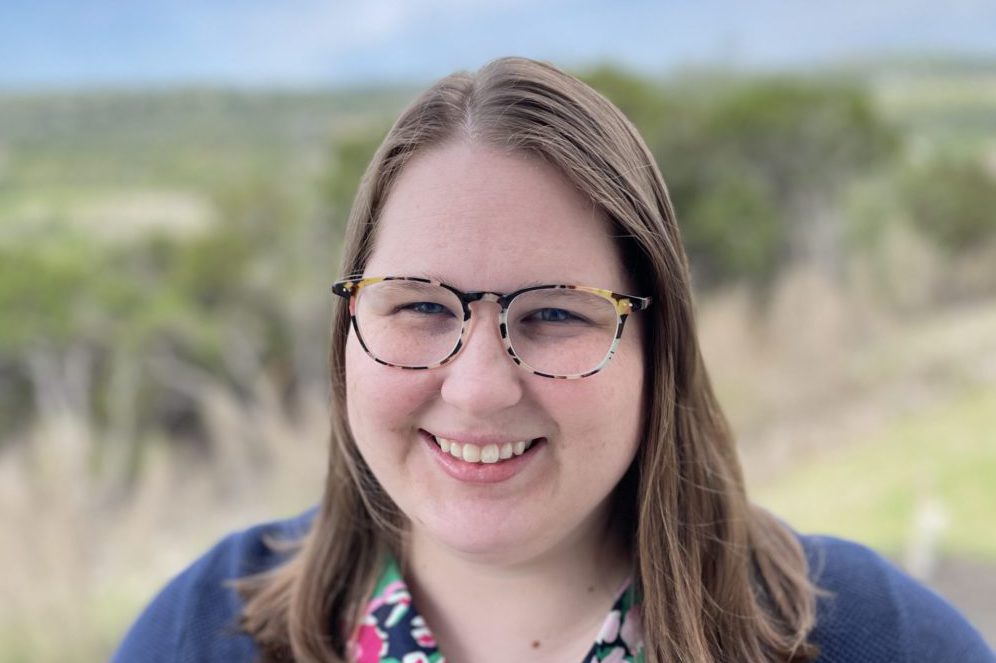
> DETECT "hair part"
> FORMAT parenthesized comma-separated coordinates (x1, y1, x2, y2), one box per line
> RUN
(238, 56, 819, 662)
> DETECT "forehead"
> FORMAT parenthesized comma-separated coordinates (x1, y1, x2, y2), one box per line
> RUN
(366, 142, 628, 292)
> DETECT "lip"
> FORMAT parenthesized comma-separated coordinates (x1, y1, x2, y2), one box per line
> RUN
(424, 429, 538, 447)
(419, 429, 544, 484)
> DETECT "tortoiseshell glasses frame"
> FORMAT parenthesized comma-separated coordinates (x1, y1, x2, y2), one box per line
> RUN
(332, 275, 651, 380)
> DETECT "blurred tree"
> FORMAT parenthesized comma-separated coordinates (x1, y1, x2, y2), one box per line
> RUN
(581, 65, 675, 147)
(902, 158, 996, 254)
(679, 167, 782, 281)
(661, 79, 898, 288)
(0, 230, 120, 433)
(324, 131, 386, 235)
(0, 177, 337, 486)
(582, 69, 898, 289)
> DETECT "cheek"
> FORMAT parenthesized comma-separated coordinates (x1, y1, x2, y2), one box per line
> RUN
(345, 336, 437, 438)
(541, 359, 644, 445)
(582, 339, 646, 451)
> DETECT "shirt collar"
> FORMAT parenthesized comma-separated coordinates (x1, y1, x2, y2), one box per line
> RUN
(349, 555, 644, 663)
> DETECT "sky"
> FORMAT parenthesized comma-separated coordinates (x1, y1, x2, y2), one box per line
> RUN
(2, 0, 995, 90)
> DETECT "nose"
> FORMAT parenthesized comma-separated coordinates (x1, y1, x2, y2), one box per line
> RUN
(439, 301, 523, 414)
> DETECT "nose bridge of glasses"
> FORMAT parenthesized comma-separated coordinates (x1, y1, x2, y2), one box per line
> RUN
(459, 292, 510, 349)
(461, 291, 503, 306)
(460, 291, 508, 321)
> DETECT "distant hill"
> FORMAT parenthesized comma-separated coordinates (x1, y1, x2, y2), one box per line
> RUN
(2, 59, 994, 241)
(0, 87, 414, 189)
(835, 56, 996, 161)
(3, 57, 994, 189)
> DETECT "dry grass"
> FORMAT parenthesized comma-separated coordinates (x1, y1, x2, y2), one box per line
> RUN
(0, 383, 328, 663)
(0, 188, 214, 247)
(698, 262, 996, 484)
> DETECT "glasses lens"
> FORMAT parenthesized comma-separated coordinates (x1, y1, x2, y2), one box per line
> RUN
(354, 280, 463, 367)
(506, 288, 619, 376)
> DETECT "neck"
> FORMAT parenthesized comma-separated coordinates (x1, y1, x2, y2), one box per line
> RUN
(403, 506, 632, 663)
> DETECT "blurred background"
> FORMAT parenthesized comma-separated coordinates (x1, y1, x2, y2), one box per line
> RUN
(1, 1, 995, 659)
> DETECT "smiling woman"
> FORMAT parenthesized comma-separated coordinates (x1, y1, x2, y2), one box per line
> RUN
(111, 57, 994, 663)
(343, 143, 646, 585)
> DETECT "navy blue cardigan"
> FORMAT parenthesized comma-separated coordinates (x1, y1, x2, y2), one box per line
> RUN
(112, 511, 994, 662)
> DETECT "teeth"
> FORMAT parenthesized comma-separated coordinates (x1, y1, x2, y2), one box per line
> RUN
(461, 443, 481, 462)
(480, 444, 500, 464)
(434, 436, 535, 464)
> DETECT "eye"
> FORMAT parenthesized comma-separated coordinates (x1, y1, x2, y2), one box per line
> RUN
(525, 308, 583, 323)
(400, 301, 453, 316)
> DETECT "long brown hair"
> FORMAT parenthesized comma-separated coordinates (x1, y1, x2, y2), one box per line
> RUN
(239, 56, 818, 663)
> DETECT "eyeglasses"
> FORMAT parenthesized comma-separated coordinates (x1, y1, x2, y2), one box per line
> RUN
(332, 276, 651, 379)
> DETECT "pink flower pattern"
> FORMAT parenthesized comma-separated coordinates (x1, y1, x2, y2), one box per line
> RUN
(351, 615, 389, 663)
(410, 615, 436, 649)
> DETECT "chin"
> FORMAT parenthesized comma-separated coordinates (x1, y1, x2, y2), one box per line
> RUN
(417, 512, 549, 564)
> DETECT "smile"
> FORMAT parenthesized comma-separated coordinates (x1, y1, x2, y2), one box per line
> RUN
(432, 435, 536, 464)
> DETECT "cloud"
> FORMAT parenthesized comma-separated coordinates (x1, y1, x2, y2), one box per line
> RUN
(1, 0, 993, 88)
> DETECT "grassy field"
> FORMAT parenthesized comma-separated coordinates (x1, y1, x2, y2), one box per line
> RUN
(755, 385, 996, 560)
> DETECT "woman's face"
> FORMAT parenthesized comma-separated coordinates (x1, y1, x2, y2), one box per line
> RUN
(345, 142, 645, 564)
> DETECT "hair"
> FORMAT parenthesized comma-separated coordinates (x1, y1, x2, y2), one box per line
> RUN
(238, 56, 819, 663)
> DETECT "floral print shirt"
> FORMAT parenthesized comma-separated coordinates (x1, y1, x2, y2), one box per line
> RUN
(349, 557, 644, 663)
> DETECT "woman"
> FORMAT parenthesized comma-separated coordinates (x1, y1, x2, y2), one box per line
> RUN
(114, 57, 993, 663)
